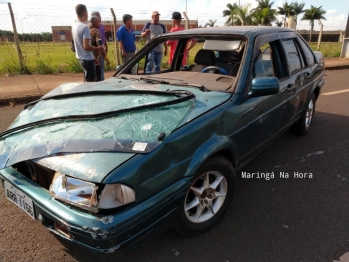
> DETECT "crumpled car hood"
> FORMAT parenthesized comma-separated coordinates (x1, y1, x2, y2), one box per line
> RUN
(33, 152, 134, 183)
(0, 77, 231, 178)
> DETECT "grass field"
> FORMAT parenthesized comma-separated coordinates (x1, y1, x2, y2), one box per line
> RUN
(0, 41, 343, 75)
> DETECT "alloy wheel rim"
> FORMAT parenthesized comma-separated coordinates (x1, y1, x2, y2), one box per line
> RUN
(305, 99, 314, 128)
(184, 171, 227, 223)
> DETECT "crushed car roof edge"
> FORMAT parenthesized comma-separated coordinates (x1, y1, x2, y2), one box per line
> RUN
(164, 26, 296, 36)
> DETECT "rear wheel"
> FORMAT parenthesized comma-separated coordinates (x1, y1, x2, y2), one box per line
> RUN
(291, 93, 316, 135)
(174, 155, 235, 235)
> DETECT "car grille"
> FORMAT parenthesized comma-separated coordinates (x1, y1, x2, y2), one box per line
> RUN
(12, 161, 55, 190)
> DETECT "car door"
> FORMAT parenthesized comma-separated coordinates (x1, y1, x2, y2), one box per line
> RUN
(228, 40, 287, 162)
(280, 37, 312, 124)
(293, 37, 317, 118)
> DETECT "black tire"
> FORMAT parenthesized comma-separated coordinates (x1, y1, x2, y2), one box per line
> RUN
(291, 93, 316, 135)
(174, 154, 236, 236)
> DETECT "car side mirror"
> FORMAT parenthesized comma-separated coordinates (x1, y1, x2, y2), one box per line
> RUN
(248, 77, 279, 97)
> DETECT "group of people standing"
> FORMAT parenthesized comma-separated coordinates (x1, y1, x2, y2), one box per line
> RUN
(73, 4, 193, 82)
(72, 4, 109, 82)
(117, 10, 193, 74)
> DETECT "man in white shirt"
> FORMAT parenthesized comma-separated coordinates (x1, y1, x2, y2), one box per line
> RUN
(72, 4, 104, 82)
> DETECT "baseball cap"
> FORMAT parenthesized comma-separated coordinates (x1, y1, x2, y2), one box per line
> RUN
(152, 11, 160, 16)
(171, 12, 182, 20)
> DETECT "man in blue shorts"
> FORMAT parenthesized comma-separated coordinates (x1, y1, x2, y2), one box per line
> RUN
(141, 11, 168, 74)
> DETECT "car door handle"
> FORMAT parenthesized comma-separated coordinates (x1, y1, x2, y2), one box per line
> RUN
(286, 84, 296, 94)
(305, 72, 311, 79)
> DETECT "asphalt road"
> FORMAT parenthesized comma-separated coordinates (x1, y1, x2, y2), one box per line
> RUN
(0, 70, 348, 262)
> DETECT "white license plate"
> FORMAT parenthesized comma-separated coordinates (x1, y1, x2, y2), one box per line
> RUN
(4, 181, 35, 219)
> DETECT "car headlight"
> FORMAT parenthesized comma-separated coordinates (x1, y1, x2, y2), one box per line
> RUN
(98, 184, 136, 209)
(49, 172, 136, 213)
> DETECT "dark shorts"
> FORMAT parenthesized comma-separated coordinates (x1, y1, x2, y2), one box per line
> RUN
(79, 59, 96, 82)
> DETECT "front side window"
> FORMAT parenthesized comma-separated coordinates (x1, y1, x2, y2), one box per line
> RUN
(253, 44, 274, 78)
(282, 39, 302, 74)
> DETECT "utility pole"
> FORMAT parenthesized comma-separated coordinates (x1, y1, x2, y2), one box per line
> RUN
(340, 13, 349, 58)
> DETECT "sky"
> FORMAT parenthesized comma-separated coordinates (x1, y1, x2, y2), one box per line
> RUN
(0, 0, 348, 33)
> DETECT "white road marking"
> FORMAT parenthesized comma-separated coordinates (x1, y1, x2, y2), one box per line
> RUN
(322, 89, 349, 96)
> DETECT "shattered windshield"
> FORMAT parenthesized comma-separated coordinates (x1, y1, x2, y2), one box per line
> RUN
(0, 78, 231, 169)
(117, 35, 246, 91)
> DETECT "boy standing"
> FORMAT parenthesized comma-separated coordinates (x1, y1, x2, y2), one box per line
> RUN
(91, 11, 109, 81)
(167, 12, 196, 66)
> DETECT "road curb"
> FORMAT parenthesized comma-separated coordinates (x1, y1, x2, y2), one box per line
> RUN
(325, 65, 349, 70)
(1, 66, 348, 106)
(0, 95, 41, 106)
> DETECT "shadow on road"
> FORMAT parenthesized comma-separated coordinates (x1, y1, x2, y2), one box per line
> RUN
(52, 111, 349, 262)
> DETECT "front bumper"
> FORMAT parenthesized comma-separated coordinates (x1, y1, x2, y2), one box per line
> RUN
(0, 166, 191, 254)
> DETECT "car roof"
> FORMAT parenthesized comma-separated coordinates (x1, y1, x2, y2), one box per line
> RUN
(165, 26, 295, 36)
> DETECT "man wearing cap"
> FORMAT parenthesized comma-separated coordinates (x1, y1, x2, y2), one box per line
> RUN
(141, 11, 168, 74)
(167, 12, 197, 66)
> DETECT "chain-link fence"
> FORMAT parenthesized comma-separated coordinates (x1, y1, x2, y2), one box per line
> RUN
(0, 2, 345, 75)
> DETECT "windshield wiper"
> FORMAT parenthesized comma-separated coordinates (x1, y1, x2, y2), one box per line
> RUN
(140, 77, 169, 84)
(122, 75, 208, 91)
(25, 89, 190, 109)
(170, 83, 209, 92)
(1, 90, 195, 139)
(141, 78, 209, 92)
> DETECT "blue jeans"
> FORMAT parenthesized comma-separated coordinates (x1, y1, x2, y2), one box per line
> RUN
(78, 59, 95, 82)
(100, 56, 105, 81)
(146, 51, 162, 74)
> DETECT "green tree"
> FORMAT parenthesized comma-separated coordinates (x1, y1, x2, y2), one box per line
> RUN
(277, 1, 295, 27)
(235, 4, 253, 26)
(205, 19, 217, 27)
(223, 3, 238, 26)
(275, 20, 283, 27)
(292, 1, 305, 30)
(252, 0, 274, 10)
(251, 0, 277, 26)
(301, 5, 326, 42)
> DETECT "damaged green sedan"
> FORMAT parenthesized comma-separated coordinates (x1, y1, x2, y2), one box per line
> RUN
(0, 26, 325, 254)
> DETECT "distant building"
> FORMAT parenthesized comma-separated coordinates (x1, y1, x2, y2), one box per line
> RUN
(298, 30, 345, 42)
(1, 35, 14, 43)
(102, 19, 199, 41)
(52, 20, 198, 42)
(52, 26, 72, 42)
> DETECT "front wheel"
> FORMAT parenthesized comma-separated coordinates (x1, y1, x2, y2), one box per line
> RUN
(291, 93, 316, 135)
(174, 155, 235, 235)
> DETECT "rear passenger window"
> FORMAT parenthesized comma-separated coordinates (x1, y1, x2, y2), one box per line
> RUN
(297, 38, 315, 65)
(282, 39, 302, 74)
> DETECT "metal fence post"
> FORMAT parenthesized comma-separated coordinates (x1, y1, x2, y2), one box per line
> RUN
(8, 2, 26, 73)
(183, 11, 189, 30)
(110, 8, 120, 66)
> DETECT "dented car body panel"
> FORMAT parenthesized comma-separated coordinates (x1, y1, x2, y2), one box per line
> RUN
(0, 26, 325, 254)
(0, 78, 231, 171)
(0, 165, 191, 253)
